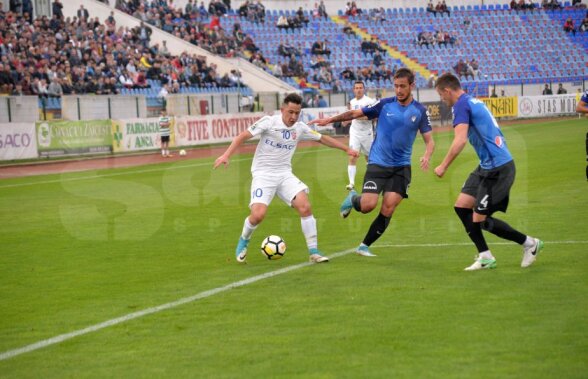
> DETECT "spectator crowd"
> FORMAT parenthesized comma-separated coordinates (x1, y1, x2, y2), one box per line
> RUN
(453, 58, 481, 80)
(3, 0, 585, 98)
(0, 0, 252, 97)
(416, 30, 458, 48)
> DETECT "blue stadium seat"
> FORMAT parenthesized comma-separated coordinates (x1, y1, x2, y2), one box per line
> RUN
(223, 4, 587, 91)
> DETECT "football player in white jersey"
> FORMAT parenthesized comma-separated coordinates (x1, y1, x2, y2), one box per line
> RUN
(344, 81, 376, 190)
(214, 93, 359, 263)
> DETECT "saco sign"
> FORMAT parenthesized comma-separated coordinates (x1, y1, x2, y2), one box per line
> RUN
(0, 123, 38, 160)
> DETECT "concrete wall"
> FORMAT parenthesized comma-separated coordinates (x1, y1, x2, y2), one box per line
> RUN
(61, 96, 147, 121)
(0, 97, 39, 123)
(412, 79, 586, 103)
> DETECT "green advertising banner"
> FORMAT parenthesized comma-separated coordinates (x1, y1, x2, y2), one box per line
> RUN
(36, 120, 113, 157)
(111, 118, 174, 153)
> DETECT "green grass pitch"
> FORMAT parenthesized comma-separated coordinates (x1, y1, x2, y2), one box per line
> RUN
(0, 118, 586, 378)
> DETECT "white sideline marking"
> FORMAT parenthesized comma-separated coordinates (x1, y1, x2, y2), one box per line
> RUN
(0, 248, 355, 362)
(0, 158, 235, 188)
(0, 149, 330, 189)
(1, 239, 586, 362)
(376, 240, 588, 248)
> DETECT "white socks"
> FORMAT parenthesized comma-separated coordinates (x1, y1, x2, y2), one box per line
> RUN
(347, 165, 356, 186)
(479, 250, 495, 260)
(240, 215, 317, 249)
(241, 217, 257, 240)
(300, 215, 318, 250)
(479, 237, 535, 259)
(523, 236, 535, 248)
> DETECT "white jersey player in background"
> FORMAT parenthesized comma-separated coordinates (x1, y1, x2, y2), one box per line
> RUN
(344, 81, 376, 190)
(214, 93, 359, 263)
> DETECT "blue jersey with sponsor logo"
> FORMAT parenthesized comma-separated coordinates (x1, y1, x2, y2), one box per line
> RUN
(581, 90, 588, 104)
(362, 97, 432, 167)
(453, 93, 512, 170)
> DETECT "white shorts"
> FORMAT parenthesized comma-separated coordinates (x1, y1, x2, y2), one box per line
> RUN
(349, 131, 373, 157)
(250, 172, 308, 207)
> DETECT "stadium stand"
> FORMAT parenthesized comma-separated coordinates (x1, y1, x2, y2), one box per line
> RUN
(349, 6, 587, 94)
(0, 2, 253, 110)
(1, 0, 586, 107)
(197, 3, 586, 94)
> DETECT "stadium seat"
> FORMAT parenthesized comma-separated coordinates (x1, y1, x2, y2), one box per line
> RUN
(212, 4, 588, 91)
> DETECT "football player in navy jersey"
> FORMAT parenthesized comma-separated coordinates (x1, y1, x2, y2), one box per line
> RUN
(578, 89, 588, 180)
(310, 68, 435, 257)
(434, 73, 543, 271)
(577, 89, 588, 114)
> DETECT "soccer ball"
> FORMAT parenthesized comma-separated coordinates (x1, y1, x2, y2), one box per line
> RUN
(260, 235, 286, 260)
(179, 149, 187, 156)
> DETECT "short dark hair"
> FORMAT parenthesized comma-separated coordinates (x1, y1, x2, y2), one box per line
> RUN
(393, 68, 415, 84)
(283, 93, 302, 105)
(353, 80, 365, 88)
(435, 73, 462, 90)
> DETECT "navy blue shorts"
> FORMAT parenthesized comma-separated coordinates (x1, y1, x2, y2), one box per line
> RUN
(462, 161, 515, 215)
(361, 164, 411, 198)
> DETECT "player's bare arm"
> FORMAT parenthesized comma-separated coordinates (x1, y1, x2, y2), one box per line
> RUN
(342, 104, 352, 126)
(434, 123, 468, 177)
(309, 109, 365, 127)
(576, 100, 588, 114)
(346, 104, 370, 122)
(419, 131, 435, 171)
(213, 130, 253, 169)
(319, 134, 360, 158)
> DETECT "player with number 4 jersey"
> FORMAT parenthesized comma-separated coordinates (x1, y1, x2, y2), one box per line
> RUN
(434, 73, 543, 271)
